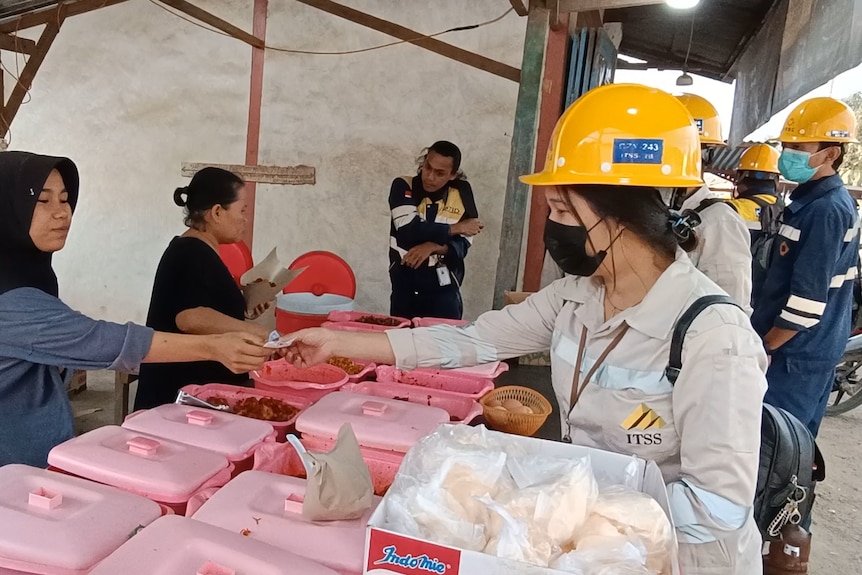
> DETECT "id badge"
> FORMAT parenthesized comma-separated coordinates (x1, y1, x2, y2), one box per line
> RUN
(436, 264, 452, 287)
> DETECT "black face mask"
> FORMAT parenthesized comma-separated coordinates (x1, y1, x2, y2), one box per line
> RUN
(544, 219, 608, 277)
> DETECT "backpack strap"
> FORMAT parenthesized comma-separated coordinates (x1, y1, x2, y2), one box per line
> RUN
(665, 295, 743, 385)
(695, 197, 737, 214)
(747, 194, 776, 209)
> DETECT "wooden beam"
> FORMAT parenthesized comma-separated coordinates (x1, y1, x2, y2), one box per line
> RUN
(0, 33, 35, 54)
(576, 9, 603, 27)
(509, 0, 529, 16)
(0, 10, 63, 138)
(160, 0, 264, 49)
(493, 9, 548, 308)
(537, 0, 662, 10)
(522, 11, 570, 292)
(0, 0, 128, 33)
(242, 0, 268, 250)
(295, 0, 521, 83)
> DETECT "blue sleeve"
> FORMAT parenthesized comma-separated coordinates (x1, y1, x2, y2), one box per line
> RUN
(775, 204, 851, 331)
(0, 288, 154, 372)
(445, 182, 478, 264)
(390, 178, 451, 247)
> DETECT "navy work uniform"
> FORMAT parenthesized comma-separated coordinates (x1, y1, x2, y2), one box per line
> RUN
(388, 175, 478, 320)
(751, 174, 860, 436)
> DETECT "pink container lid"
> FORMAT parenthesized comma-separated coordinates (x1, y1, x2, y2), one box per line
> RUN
(295, 391, 449, 453)
(89, 515, 338, 575)
(284, 251, 356, 298)
(344, 381, 483, 423)
(252, 361, 349, 391)
(180, 384, 313, 443)
(47, 426, 231, 505)
(122, 404, 276, 461)
(0, 465, 162, 575)
(374, 366, 495, 399)
(192, 471, 380, 574)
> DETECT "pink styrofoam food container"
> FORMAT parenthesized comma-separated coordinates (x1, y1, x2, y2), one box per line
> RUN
(328, 358, 376, 384)
(252, 438, 399, 497)
(89, 515, 338, 575)
(0, 464, 162, 575)
(193, 471, 381, 575)
(295, 391, 449, 454)
(253, 361, 349, 403)
(123, 404, 276, 474)
(326, 310, 410, 329)
(344, 381, 482, 423)
(180, 383, 313, 442)
(374, 365, 495, 399)
(321, 321, 402, 334)
(47, 426, 232, 515)
(410, 317, 468, 328)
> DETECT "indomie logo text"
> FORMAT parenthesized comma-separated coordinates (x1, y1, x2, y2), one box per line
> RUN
(374, 546, 448, 574)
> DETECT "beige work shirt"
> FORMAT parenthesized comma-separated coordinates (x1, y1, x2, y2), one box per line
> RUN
(682, 185, 754, 314)
(388, 252, 766, 574)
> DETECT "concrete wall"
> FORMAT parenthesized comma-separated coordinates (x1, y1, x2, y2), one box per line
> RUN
(7, 0, 526, 323)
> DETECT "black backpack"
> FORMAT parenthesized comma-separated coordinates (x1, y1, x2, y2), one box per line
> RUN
(695, 196, 784, 304)
(665, 295, 823, 537)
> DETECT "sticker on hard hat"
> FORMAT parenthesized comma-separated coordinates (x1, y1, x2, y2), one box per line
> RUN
(695, 118, 704, 134)
(613, 139, 664, 164)
(827, 130, 850, 138)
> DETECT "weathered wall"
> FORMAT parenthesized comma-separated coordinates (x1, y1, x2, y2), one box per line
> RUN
(7, 0, 525, 323)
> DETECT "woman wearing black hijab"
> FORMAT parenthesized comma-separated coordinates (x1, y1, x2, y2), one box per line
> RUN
(0, 151, 270, 468)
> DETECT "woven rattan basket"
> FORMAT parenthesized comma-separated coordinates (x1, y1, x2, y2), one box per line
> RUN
(480, 386, 551, 437)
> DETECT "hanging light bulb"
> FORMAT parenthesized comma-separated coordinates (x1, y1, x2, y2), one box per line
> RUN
(676, 71, 694, 86)
(666, 0, 700, 8)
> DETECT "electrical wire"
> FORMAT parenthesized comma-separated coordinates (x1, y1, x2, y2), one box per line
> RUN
(147, 0, 514, 56)
(682, 8, 695, 71)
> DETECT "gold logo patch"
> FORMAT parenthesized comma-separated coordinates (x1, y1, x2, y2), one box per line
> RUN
(621, 404, 666, 431)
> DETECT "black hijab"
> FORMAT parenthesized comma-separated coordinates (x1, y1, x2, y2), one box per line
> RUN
(0, 152, 79, 297)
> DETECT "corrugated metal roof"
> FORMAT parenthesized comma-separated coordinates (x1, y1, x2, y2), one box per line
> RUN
(605, 1, 778, 81)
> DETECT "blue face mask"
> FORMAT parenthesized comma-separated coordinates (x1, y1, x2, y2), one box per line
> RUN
(778, 149, 819, 183)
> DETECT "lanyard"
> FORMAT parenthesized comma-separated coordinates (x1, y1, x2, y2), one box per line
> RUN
(568, 324, 630, 415)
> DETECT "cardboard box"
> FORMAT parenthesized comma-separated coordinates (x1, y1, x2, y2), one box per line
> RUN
(363, 431, 679, 575)
(503, 291, 533, 307)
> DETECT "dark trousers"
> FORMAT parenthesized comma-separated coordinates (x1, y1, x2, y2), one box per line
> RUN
(764, 352, 838, 438)
(390, 285, 463, 320)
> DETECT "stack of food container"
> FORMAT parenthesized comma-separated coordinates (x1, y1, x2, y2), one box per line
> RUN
(322, 311, 410, 333)
(47, 425, 233, 515)
(121, 404, 276, 475)
(179, 383, 313, 442)
(294, 391, 449, 495)
(0, 464, 164, 575)
(89, 515, 339, 575)
(192, 471, 381, 575)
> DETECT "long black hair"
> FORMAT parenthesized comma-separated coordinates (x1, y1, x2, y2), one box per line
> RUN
(174, 167, 244, 229)
(564, 185, 698, 257)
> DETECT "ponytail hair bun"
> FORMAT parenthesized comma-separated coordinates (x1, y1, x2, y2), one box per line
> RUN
(173, 186, 189, 207)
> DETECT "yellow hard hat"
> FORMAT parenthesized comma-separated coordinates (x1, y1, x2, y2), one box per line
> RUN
(737, 143, 780, 174)
(521, 84, 703, 188)
(780, 96, 858, 144)
(675, 93, 725, 146)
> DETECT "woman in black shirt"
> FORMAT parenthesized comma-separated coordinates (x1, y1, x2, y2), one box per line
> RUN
(135, 168, 272, 409)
